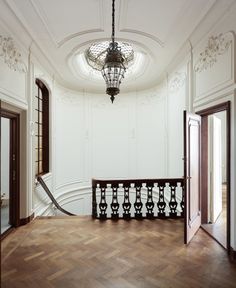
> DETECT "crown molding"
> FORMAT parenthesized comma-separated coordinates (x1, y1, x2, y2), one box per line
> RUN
(120, 28, 164, 47)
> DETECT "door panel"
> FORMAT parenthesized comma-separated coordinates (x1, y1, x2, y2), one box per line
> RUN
(184, 111, 201, 244)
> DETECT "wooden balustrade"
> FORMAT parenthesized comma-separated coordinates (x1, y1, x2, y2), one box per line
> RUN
(92, 178, 184, 220)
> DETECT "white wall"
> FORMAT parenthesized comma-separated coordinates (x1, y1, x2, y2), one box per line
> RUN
(51, 83, 186, 216)
(1, 117, 10, 199)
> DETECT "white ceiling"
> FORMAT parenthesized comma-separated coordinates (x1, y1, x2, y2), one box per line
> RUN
(9, 0, 218, 93)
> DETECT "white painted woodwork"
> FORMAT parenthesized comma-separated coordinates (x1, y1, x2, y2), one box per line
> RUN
(184, 112, 201, 244)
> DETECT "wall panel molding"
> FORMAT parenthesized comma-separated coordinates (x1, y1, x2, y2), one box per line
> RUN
(0, 88, 28, 109)
(55, 180, 84, 192)
(194, 32, 235, 102)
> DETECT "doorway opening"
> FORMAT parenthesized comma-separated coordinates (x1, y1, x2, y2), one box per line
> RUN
(197, 102, 230, 250)
(1, 109, 20, 238)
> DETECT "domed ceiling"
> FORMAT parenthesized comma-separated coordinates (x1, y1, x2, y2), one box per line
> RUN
(7, 0, 217, 93)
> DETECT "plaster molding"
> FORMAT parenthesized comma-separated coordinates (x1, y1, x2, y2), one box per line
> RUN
(58, 29, 105, 48)
(0, 35, 27, 73)
(120, 29, 164, 47)
(137, 85, 166, 105)
(0, 87, 28, 110)
(91, 98, 127, 109)
(56, 180, 84, 191)
(29, 121, 34, 136)
(194, 33, 231, 73)
(30, 0, 105, 48)
(193, 86, 235, 109)
(118, 0, 164, 48)
(168, 71, 187, 92)
(56, 91, 82, 104)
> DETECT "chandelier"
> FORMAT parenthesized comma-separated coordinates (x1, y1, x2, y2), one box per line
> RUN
(85, 0, 133, 103)
(85, 41, 134, 72)
(103, 0, 128, 103)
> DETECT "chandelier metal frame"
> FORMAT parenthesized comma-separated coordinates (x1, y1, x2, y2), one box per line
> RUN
(85, 41, 134, 72)
(86, 0, 132, 103)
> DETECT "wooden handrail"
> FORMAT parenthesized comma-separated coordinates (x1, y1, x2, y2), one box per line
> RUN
(37, 176, 76, 216)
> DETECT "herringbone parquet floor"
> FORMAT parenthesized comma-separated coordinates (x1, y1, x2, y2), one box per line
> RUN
(1, 217, 236, 288)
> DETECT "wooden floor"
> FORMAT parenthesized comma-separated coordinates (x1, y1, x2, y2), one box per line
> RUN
(202, 184, 227, 248)
(1, 217, 236, 288)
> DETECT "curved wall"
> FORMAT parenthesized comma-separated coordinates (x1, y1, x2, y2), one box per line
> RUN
(35, 68, 187, 216)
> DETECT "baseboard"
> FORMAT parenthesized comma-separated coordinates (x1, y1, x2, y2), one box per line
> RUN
(19, 213, 35, 226)
(230, 247, 236, 262)
(1, 227, 15, 241)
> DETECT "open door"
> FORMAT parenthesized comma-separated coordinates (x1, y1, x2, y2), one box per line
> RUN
(1, 108, 20, 238)
(184, 111, 201, 244)
(209, 115, 222, 223)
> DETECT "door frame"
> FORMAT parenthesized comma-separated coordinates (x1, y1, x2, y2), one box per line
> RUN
(196, 101, 230, 251)
(1, 108, 20, 236)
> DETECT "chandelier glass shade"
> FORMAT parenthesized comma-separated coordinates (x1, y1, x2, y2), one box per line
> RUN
(101, 42, 126, 103)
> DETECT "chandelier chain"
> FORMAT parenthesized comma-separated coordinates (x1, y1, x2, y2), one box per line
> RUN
(112, 0, 115, 43)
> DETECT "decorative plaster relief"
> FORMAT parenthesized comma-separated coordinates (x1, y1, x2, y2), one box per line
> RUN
(30, 121, 35, 136)
(0, 36, 27, 73)
(92, 97, 127, 109)
(169, 71, 186, 92)
(137, 86, 166, 105)
(56, 92, 82, 104)
(194, 34, 231, 73)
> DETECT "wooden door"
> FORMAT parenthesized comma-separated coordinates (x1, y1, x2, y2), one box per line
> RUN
(1, 109, 20, 233)
(184, 111, 201, 244)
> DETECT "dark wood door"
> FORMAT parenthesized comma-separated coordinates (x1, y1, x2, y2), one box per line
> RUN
(1, 109, 20, 233)
(184, 111, 201, 244)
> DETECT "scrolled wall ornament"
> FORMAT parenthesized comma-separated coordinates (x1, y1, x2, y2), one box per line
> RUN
(56, 91, 81, 104)
(194, 34, 231, 73)
(0, 35, 27, 73)
(169, 71, 187, 92)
